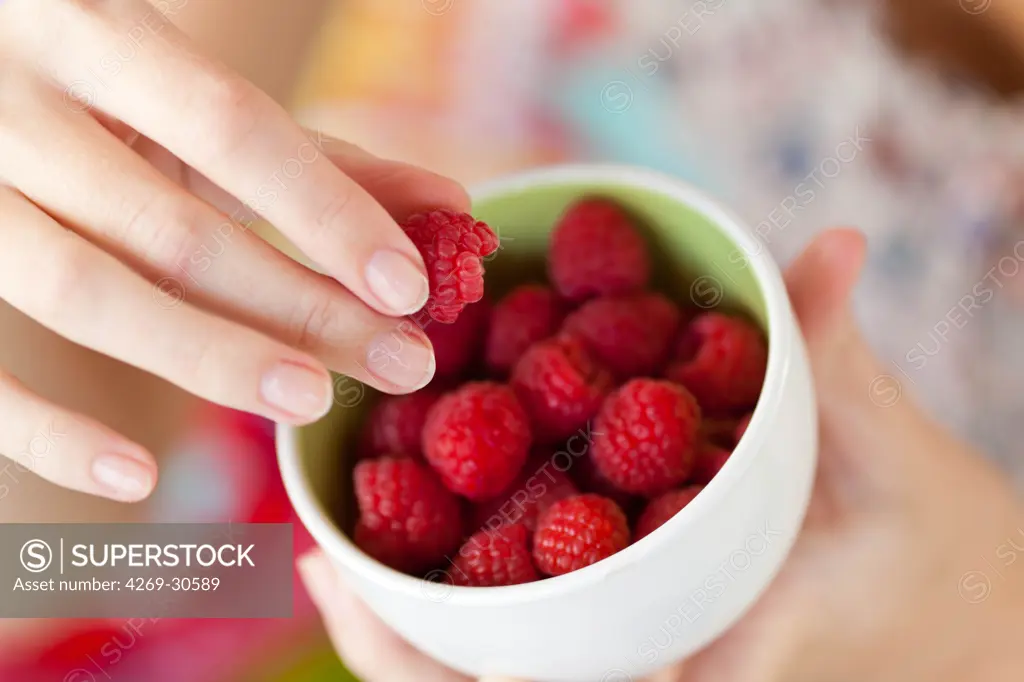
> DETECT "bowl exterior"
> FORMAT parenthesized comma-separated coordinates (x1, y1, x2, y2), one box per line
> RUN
(325, 325, 816, 682)
(279, 165, 819, 682)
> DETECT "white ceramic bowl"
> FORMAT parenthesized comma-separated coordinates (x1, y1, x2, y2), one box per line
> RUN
(278, 165, 818, 682)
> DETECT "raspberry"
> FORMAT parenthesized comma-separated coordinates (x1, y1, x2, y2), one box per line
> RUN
(735, 412, 753, 445)
(533, 494, 630, 576)
(469, 452, 579, 532)
(423, 301, 489, 379)
(359, 389, 440, 459)
(692, 443, 731, 485)
(353, 457, 462, 573)
(511, 335, 613, 442)
(698, 416, 743, 449)
(401, 210, 499, 324)
(570, 450, 636, 511)
(451, 523, 539, 587)
(591, 379, 701, 496)
(635, 487, 702, 540)
(422, 382, 532, 501)
(666, 313, 767, 411)
(548, 198, 650, 301)
(485, 285, 564, 375)
(562, 293, 682, 378)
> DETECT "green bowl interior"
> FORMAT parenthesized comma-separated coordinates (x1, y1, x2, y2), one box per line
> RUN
(292, 179, 767, 534)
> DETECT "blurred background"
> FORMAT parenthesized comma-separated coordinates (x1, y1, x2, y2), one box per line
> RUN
(1, 0, 1023, 680)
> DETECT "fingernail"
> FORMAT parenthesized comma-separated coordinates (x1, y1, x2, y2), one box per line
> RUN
(260, 361, 332, 421)
(366, 250, 429, 315)
(364, 324, 436, 390)
(92, 454, 155, 501)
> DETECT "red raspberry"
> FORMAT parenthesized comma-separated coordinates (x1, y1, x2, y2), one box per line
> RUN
(423, 301, 489, 379)
(401, 210, 499, 324)
(548, 198, 650, 301)
(666, 313, 767, 411)
(533, 494, 630, 576)
(692, 443, 731, 485)
(562, 293, 682, 378)
(591, 379, 701, 496)
(635, 487, 702, 540)
(469, 452, 578, 532)
(485, 285, 564, 375)
(697, 416, 744, 449)
(735, 412, 753, 445)
(353, 457, 462, 573)
(451, 523, 539, 587)
(511, 335, 613, 442)
(359, 389, 440, 459)
(570, 451, 636, 511)
(422, 382, 532, 501)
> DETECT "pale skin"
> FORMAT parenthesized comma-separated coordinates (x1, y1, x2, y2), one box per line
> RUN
(0, 0, 469, 503)
(0, 0, 1022, 677)
(298, 229, 1024, 682)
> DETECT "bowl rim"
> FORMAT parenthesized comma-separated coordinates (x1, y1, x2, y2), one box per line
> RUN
(278, 163, 794, 605)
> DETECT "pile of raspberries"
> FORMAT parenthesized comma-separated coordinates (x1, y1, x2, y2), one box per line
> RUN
(351, 198, 767, 587)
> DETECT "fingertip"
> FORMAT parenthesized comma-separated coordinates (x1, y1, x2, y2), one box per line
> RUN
(818, 227, 867, 281)
(297, 549, 336, 608)
(785, 227, 867, 331)
(91, 450, 158, 503)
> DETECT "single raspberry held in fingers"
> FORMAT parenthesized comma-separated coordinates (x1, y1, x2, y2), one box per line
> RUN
(401, 210, 499, 324)
(469, 453, 579, 532)
(423, 300, 490, 379)
(562, 293, 682, 378)
(548, 198, 650, 301)
(359, 389, 440, 459)
(635, 486, 702, 540)
(692, 443, 731, 485)
(735, 412, 753, 445)
(423, 382, 532, 500)
(533, 494, 630, 576)
(353, 457, 462, 573)
(666, 313, 767, 411)
(485, 285, 564, 375)
(451, 523, 539, 587)
(511, 335, 613, 442)
(592, 379, 701, 496)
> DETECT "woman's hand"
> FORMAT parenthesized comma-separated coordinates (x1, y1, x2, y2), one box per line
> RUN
(0, 0, 464, 502)
(298, 229, 1024, 682)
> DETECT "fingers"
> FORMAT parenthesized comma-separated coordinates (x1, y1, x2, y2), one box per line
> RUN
(0, 88, 434, 395)
(186, 134, 472, 223)
(298, 550, 470, 682)
(0, 370, 156, 501)
(16, 0, 430, 316)
(0, 189, 334, 424)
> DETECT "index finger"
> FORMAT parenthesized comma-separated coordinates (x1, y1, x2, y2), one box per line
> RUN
(25, 0, 430, 317)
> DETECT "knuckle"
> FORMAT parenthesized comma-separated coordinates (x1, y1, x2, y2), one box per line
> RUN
(311, 185, 356, 238)
(35, 241, 96, 323)
(121, 194, 204, 275)
(290, 290, 342, 350)
(165, 328, 221, 390)
(191, 72, 261, 160)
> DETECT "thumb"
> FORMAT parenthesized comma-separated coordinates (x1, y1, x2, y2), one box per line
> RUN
(783, 228, 898, 420)
(782, 230, 971, 509)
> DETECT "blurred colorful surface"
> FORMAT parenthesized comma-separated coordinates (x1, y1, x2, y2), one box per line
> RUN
(5, 0, 1024, 679)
